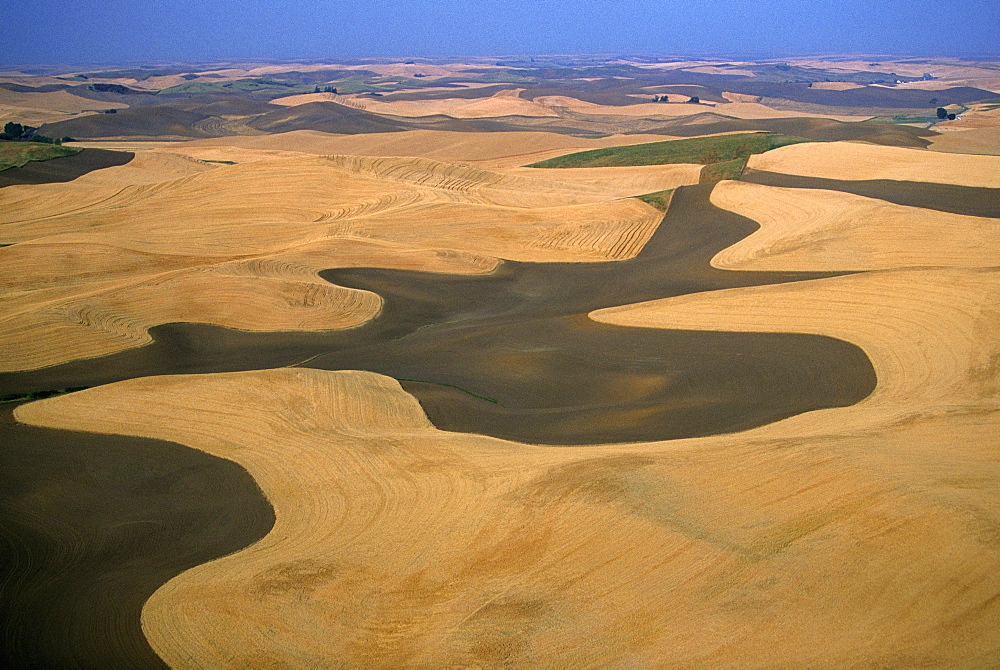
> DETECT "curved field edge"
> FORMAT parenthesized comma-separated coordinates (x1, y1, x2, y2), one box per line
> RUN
(15, 295, 1000, 668)
(524, 132, 811, 169)
(0, 403, 274, 668)
(0, 141, 80, 172)
(1, 150, 691, 372)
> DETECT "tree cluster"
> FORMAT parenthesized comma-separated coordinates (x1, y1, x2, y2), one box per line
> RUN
(0, 121, 71, 144)
(651, 95, 700, 104)
(88, 83, 135, 94)
(313, 85, 338, 94)
(936, 107, 957, 121)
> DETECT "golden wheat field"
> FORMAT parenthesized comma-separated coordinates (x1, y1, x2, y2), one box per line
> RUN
(3, 56, 1000, 668)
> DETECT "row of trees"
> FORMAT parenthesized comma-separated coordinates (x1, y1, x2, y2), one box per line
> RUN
(0, 122, 72, 144)
(313, 85, 338, 94)
(651, 95, 700, 103)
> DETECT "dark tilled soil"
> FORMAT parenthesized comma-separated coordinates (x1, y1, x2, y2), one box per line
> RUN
(743, 169, 1000, 218)
(1, 184, 878, 444)
(0, 148, 134, 187)
(0, 405, 274, 669)
(0, 182, 880, 665)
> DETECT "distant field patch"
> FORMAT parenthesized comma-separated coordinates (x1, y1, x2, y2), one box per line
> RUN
(636, 189, 675, 211)
(157, 78, 313, 96)
(1, 387, 90, 405)
(873, 114, 938, 125)
(525, 132, 811, 169)
(699, 157, 748, 183)
(0, 141, 80, 172)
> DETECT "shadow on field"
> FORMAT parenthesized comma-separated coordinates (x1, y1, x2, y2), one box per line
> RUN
(0, 182, 880, 666)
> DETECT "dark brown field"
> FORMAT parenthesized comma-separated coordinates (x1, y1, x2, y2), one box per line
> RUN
(0, 148, 133, 187)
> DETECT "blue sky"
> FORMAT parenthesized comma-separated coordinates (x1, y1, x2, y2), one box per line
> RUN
(2, 0, 998, 65)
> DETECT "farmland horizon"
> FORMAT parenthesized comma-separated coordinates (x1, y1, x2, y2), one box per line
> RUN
(2, 10, 1000, 665)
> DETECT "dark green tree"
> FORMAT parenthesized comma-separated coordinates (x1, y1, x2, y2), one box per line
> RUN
(688, 96, 700, 104)
(936, 107, 948, 120)
(3, 121, 25, 140)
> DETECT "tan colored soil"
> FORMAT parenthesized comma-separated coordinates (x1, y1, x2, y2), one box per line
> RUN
(0, 146, 696, 371)
(748, 140, 1000, 187)
(682, 65, 757, 77)
(709, 180, 1000, 270)
(180, 129, 674, 164)
(808, 81, 867, 90)
(19, 258, 1000, 667)
(0, 88, 129, 125)
(929, 127, 1000, 156)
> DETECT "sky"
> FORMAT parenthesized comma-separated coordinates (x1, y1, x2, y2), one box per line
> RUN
(2, 0, 998, 65)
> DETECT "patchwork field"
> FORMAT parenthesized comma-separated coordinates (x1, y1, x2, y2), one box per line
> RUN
(2, 56, 999, 668)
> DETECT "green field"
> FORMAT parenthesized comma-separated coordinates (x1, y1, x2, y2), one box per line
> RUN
(525, 132, 811, 169)
(0, 141, 80, 171)
(157, 77, 314, 96)
(699, 157, 748, 183)
(636, 189, 675, 211)
(872, 114, 939, 125)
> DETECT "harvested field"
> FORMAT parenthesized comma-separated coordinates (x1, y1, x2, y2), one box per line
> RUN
(0, 404, 273, 668)
(341, 89, 560, 118)
(2, 57, 1000, 669)
(0, 183, 872, 441)
(742, 170, 1000, 218)
(19, 257, 1000, 668)
(0, 148, 133, 187)
(747, 140, 1000, 187)
(808, 81, 867, 90)
(179, 129, 677, 166)
(0, 149, 705, 370)
(710, 180, 1000, 270)
(0, 88, 127, 114)
(929, 127, 1000, 155)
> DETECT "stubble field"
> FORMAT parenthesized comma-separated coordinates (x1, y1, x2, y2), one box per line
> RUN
(2, 56, 1000, 668)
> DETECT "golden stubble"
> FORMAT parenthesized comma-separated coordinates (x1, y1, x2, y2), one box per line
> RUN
(709, 180, 1000, 271)
(15, 138, 1000, 667)
(0, 143, 700, 371)
(747, 140, 1000, 187)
